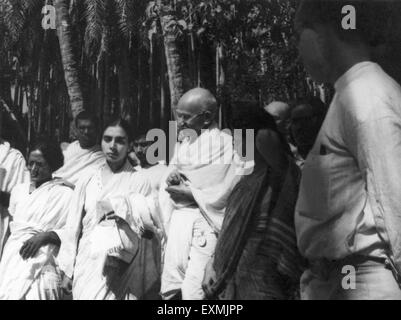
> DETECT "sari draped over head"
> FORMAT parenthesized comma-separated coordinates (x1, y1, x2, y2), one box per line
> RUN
(56, 161, 163, 300)
(0, 180, 74, 300)
(53, 141, 106, 185)
(211, 160, 305, 299)
(0, 142, 29, 258)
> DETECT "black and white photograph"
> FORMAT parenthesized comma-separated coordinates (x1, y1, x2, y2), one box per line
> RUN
(0, 0, 401, 307)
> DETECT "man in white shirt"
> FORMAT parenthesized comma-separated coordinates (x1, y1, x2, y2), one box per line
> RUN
(294, 0, 401, 299)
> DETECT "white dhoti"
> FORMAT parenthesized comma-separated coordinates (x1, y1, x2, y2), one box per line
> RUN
(159, 124, 244, 300)
(161, 208, 217, 299)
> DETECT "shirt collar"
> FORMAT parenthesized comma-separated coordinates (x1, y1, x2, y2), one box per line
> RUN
(334, 61, 379, 93)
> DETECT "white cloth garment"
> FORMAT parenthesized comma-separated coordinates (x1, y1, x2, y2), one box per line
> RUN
(0, 180, 74, 299)
(295, 61, 401, 262)
(53, 141, 105, 185)
(159, 123, 243, 299)
(56, 161, 162, 300)
(0, 141, 29, 258)
(121, 162, 168, 300)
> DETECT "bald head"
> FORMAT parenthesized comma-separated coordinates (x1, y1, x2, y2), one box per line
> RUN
(177, 88, 218, 115)
(175, 88, 218, 134)
(264, 101, 291, 121)
(264, 101, 291, 136)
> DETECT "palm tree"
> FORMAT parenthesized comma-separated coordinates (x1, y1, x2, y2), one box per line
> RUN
(158, 0, 186, 109)
(54, 0, 84, 118)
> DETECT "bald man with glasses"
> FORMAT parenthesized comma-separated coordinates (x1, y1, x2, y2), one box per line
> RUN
(159, 88, 243, 300)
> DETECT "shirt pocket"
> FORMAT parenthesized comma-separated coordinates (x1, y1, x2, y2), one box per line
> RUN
(296, 153, 337, 221)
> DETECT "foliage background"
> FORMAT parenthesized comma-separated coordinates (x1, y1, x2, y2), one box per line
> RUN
(0, 0, 399, 155)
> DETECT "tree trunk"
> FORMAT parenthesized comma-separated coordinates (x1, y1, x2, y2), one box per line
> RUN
(159, 2, 185, 110)
(216, 43, 225, 127)
(149, 33, 155, 127)
(118, 48, 132, 121)
(54, 0, 84, 118)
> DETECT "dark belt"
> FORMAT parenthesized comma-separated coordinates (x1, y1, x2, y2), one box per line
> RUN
(308, 255, 387, 280)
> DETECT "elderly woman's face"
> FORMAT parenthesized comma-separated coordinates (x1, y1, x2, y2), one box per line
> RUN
(28, 150, 52, 184)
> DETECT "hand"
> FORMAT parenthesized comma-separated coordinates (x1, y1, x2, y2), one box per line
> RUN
(100, 211, 124, 224)
(103, 256, 130, 292)
(19, 233, 49, 260)
(166, 170, 186, 186)
(60, 271, 73, 296)
(97, 199, 114, 216)
(202, 258, 217, 299)
(165, 183, 195, 204)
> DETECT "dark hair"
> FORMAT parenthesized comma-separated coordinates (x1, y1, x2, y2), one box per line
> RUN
(229, 101, 277, 132)
(134, 129, 149, 142)
(103, 118, 133, 143)
(75, 110, 100, 128)
(296, 0, 390, 46)
(30, 138, 64, 172)
(295, 96, 327, 117)
(228, 100, 292, 156)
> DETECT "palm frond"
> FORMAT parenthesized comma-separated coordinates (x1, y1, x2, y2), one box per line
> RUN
(84, 0, 105, 61)
(114, 0, 136, 39)
(3, 0, 25, 43)
(21, 0, 44, 16)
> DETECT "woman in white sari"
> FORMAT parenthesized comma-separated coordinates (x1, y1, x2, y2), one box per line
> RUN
(57, 119, 162, 300)
(0, 139, 74, 300)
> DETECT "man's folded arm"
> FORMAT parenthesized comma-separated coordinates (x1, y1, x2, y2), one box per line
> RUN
(346, 114, 401, 268)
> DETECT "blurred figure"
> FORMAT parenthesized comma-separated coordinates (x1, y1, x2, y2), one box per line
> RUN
(290, 97, 327, 161)
(264, 101, 291, 137)
(295, 0, 401, 300)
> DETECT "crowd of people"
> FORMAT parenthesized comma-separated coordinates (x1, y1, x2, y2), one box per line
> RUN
(0, 0, 400, 300)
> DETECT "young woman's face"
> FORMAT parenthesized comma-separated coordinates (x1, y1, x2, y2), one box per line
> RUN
(101, 126, 130, 166)
(28, 150, 52, 184)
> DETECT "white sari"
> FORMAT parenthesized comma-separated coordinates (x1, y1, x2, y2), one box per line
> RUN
(57, 161, 162, 300)
(0, 142, 29, 258)
(0, 180, 74, 299)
